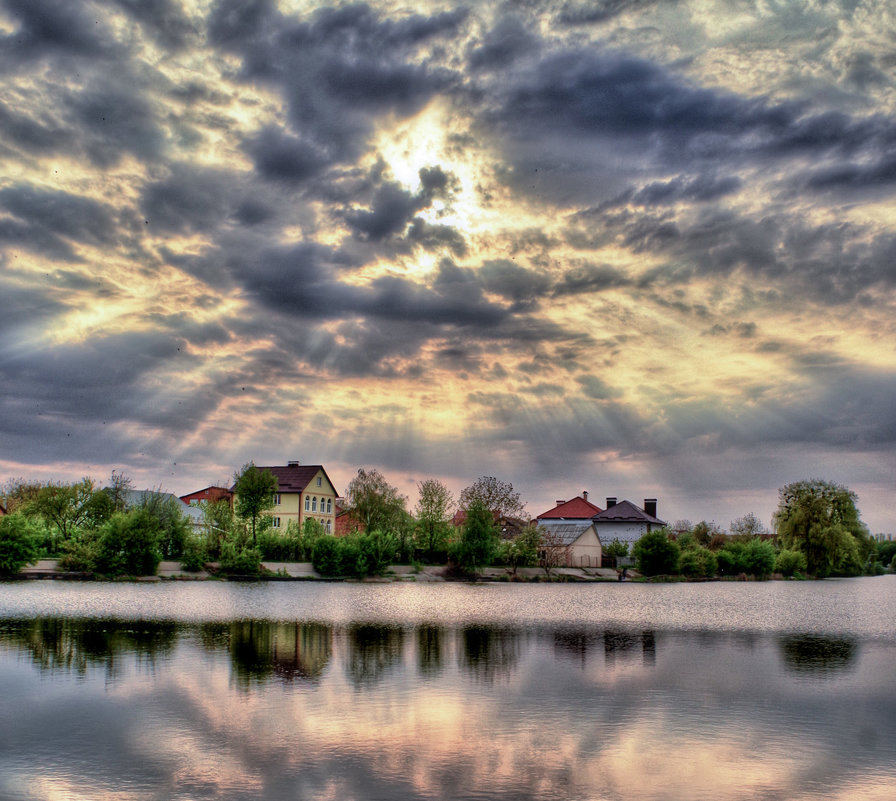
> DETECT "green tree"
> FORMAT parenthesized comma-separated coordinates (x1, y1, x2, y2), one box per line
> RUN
(0, 513, 41, 575)
(499, 525, 540, 575)
(678, 545, 718, 578)
(632, 528, 680, 576)
(414, 478, 454, 560)
(344, 468, 408, 536)
(603, 538, 629, 559)
(774, 480, 873, 577)
(454, 498, 498, 574)
(233, 463, 278, 545)
(202, 498, 234, 558)
(775, 549, 808, 577)
(459, 476, 526, 519)
(29, 478, 96, 548)
(96, 508, 163, 576)
(729, 512, 767, 540)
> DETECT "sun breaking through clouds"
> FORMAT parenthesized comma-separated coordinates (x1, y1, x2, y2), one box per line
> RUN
(1, 0, 895, 531)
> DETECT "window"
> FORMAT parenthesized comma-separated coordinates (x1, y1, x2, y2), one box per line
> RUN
(273, 494, 281, 505)
(272, 517, 281, 528)
(305, 496, 310, 511)
(326, 519, 331, 533)
(327, 498, 332, 514)
(312, 497, 317, 512)
(317, 476, 322, 487)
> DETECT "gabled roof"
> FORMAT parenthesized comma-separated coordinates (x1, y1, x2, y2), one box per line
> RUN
(537, 496, 602, 520)
(538, 520, 599, 546)
(252, 464, 337, 495)
(592, 499, 664, 526)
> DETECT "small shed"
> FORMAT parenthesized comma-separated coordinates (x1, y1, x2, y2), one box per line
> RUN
(538, 521, 603, 568)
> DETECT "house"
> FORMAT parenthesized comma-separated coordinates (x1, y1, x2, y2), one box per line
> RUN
(451, 509, 531, 540)
(120, 489, 205, 530)
(536, 491, 602, 522)
(538, 520, 603, 568)
(591, 498, 665, 548)
(250, 461, 339, 534)
(180, 486, 233, 508)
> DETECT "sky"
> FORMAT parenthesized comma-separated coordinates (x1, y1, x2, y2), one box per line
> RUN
(1, 0, 895, 533)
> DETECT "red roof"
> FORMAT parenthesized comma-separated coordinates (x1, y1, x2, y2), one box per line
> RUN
(537, 496, 602, 520)
(231, 463, 338, 495)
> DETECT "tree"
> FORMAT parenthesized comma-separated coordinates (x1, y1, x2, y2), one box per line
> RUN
(499, 525, 540, 576)
(414, 479, 454, 559)
(344, 468, 408, 536)
(538, 527, 567, 576)
(774, 480, 873, 577)
(632, 528, 680, 576)
(0, 513, 41, 575)
(454, 498, 498, 574)
(29, 478, 96, 549)
(603, 538, 629, 559)
(105, 469, 133, 512)
(233, 463, 278, 544)
(729, 513, 768, 540)
(459, 476, 526, 519)
(96, 508, 163, 576)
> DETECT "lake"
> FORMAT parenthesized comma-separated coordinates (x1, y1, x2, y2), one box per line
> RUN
(1, 578, 894, 800)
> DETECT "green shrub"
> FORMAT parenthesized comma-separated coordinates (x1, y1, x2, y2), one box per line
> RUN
(678, 546, 718, 578)
(632, 529, 680, 576)
(219, 540, 262, 575)
(96, 509, 163, 576)
(775, 549, 807, 577)
(312, 536, 343, 576)
(717, 538, 775, 578)
(180, 534, 208, 572)
(0, 513, 41, 575)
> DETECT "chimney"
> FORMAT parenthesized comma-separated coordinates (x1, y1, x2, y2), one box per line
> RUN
(606, 497, 617, 508)
(644, 498, 657, 518)
(288, 460, 300, 467)
(582, 491, 589, 501)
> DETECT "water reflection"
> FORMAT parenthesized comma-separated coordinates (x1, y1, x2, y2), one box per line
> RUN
(344, 623, 405, 688)
(0, 618, 177, 678)
(460, 625, 520, 684)
(778, 633, 859, 675)
(1, 613, 895, 801)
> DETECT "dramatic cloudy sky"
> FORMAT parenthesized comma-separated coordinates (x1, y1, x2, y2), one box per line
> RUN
(2, 0, 895, 532)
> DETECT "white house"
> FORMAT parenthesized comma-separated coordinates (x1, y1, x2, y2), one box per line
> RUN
(591, 498, 665, 548)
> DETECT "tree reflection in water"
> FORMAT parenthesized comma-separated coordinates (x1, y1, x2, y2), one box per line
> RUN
(777, 633, 859, 675)
(460, 625, 520, 684)
(344, 624, 405, 688)
(0, 618, 177, 679)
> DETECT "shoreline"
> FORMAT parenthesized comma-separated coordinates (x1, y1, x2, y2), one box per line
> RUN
(12, 559, 628, 583)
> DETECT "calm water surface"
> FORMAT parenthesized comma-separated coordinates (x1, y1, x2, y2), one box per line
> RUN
(1, 578, 894, 800)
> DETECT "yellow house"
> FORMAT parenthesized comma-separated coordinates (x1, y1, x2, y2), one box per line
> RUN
(257, 461, 339, 534)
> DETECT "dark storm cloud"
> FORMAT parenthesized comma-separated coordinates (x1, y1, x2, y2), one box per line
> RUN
(553, 263, 633, 296)
(0, 101, 70, 155)
(141, 165, 255, 233)
(111, 0, 199, 50)
(555, 0, 661, 26)
(0, 185, 117, 246)
(244, 126, 330, 184)
(467, 15, 540, 70)
(210, 1, 465, 164)
(478, 259, 551, 305)
(0, 0, 117, 65)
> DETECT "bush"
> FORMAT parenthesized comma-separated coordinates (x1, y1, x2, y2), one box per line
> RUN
(632, 529, 680, 576)
(219, 540, 262, 575)
(775, 549, 807, 577)
(96, 509, 163, 576)
(0, 513, 41, 575)
(180, 533, 208, 572)
(678, 546, 718, 578)
(312, 536, 343, 576)
(717, 538, 775, 578)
